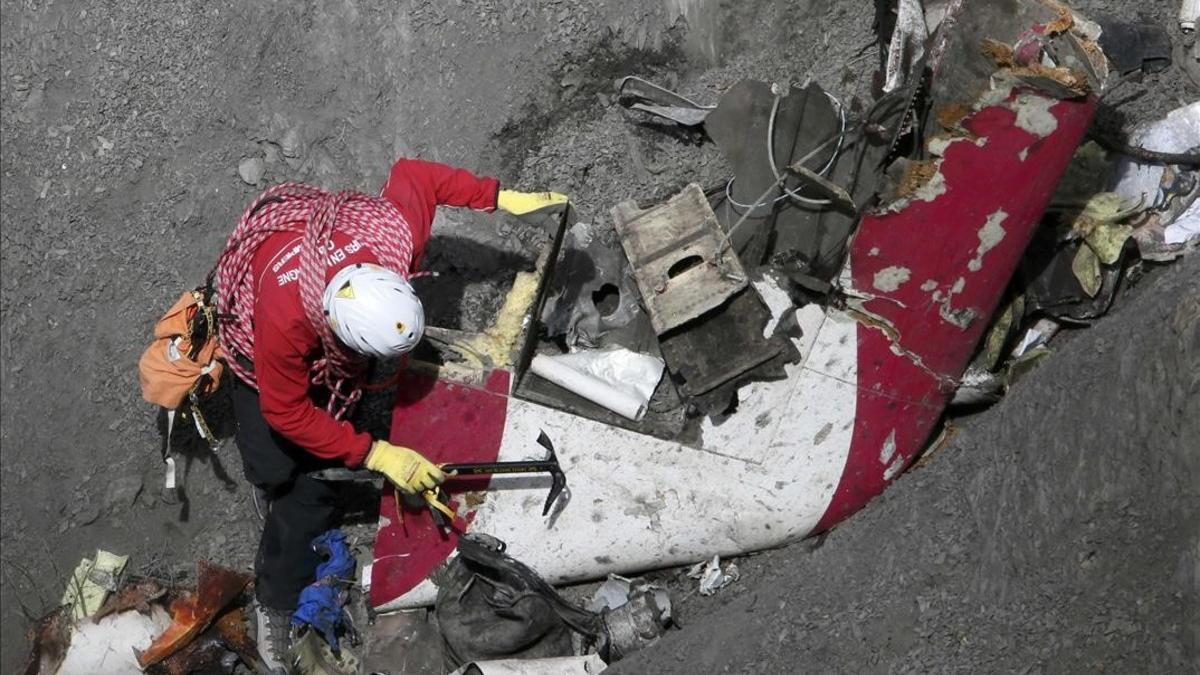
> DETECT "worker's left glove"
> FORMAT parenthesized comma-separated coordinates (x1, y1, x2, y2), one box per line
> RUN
(364, 441, 445, 495)
(496, 189, 569, 218)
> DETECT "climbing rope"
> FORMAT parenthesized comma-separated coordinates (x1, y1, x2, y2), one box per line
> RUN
(215, 182, 416, 419)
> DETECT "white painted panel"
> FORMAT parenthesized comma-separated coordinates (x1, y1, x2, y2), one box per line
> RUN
(383, 309, 859, 609)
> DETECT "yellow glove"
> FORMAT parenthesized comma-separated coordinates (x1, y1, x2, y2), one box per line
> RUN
(364, 441, 445, 495)
(496, 189, 569, 217)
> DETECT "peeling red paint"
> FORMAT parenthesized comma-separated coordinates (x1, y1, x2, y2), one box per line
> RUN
(814, 91, 1097, 532)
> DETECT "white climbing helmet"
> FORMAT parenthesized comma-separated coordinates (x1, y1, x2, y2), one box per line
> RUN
(322, 263, 425, 358)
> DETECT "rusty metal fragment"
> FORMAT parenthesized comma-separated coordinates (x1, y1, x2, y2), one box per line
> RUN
(153, 607, 263, 675)
(136, 561, 252, 669)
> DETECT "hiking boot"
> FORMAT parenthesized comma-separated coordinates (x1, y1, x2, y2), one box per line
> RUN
(255, 603, 293, 673)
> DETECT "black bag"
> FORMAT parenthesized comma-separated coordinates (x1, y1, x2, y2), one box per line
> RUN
(434, 534, 603, 669)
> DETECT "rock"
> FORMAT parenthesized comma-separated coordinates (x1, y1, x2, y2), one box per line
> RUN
(238, 156, 265, 185)
(74, 503, 101, 526)
(280, 128, 303, 159)
(103, 474, 143, 513)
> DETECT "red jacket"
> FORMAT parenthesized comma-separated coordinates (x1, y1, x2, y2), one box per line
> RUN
(249, 159, 499, 466)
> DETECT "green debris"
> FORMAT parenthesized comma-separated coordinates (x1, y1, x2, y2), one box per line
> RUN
(1069, 192, 1143, 294)
(61, 549, 129, 620)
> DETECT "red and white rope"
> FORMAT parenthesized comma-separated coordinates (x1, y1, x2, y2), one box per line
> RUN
(215, 183, 415, 418)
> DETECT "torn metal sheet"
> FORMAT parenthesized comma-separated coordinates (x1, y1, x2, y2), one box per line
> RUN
(687, 555, 740, 596)
(658, 286, 788, 402)
(816, 0, 1103, 531)
(611, 184, 748, 335)
(539, 221, 648, 350)
(527, 220, 684, 438)
(616, 75, 715, 127)
(884, 0, 930, 93)
(705, 80, 844, 269)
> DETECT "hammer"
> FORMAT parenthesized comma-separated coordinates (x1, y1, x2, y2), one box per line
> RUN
(312, 430, 567, 518)
(439, 430, 566, 517)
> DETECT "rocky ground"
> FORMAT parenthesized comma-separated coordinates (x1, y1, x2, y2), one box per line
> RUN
(1, 0, 1196, 671)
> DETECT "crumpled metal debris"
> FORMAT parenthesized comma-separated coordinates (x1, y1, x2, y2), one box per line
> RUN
(687, 555, 740, 596)
(1113, 102, 1200, 260)
(595, 578, 672, 661)
(884, 0, 930, 93)
(615, 75, 715, 127)
(155, 607, 260, 675)
(539, 221, 646, 350)
(94, 577, 168, 622)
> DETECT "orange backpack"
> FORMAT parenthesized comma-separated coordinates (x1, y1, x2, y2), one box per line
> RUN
(137, 282, 223, 489)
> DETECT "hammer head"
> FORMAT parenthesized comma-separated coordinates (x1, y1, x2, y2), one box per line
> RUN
(536, 430, 567, 517)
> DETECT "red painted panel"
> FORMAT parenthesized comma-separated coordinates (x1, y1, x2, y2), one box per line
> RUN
(815, 93, 1097, 532)
(369, 368, 510, 608)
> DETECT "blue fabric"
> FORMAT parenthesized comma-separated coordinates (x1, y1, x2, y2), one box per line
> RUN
(291, 529, 354, 650)
(312, 529, 354, 580)
(292, 583, 345, 649)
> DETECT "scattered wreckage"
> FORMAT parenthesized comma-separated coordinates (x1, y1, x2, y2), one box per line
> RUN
(25, 0, 1200, 673)
(370, 0, 1199, 620)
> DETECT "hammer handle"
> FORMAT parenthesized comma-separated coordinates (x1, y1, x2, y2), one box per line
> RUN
(442, 461, 558, 476)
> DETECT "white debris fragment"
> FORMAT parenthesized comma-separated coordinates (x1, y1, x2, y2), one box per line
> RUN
(688, 555, 740, 596)
(1112, 102, 1200, 210)
(588, 574, 635, 612)
(1011, 318, 1062, 359)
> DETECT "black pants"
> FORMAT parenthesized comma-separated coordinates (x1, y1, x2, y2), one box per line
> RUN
(231, 376, 340, 611)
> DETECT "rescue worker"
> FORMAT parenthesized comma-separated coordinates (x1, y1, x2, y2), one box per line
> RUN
(213, 158, 566, 669)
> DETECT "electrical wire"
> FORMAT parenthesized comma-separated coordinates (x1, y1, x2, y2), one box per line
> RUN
(722, 87, 848, 213)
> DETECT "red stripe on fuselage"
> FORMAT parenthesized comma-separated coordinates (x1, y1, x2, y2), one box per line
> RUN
(369, 368, 510, 608)
(815, 95, 1097, 532)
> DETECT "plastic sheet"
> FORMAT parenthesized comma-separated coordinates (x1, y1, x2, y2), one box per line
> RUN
(530, 348, 664, 421)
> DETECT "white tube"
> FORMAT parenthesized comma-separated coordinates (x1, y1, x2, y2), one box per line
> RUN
(1183, 0, 1199, 32)
(530, 354, 647, 421)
